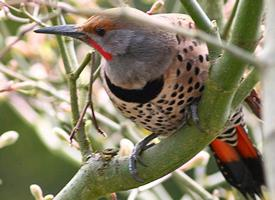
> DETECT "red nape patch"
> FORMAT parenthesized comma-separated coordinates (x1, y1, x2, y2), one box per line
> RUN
(87, 38, 112, 61)
(211, 139, 240, 162)
(236, 125, 258, 159)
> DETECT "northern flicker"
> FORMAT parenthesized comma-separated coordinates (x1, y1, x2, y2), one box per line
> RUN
(35, 7, 265, 199)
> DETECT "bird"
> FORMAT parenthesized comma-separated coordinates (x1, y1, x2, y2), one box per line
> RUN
(35, 7, 265, 199)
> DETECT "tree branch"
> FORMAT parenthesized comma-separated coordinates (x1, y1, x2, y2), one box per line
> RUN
(54, 126, 215, 200)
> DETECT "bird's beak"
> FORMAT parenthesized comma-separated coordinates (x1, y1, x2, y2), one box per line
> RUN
(34, 25, 85, 40)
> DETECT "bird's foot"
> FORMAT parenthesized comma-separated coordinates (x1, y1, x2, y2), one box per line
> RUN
(129, 133, 158, 182)
(187, 99, 204, 132)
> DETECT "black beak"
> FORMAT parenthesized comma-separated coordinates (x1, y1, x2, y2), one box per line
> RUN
(34, 25, 85, 40)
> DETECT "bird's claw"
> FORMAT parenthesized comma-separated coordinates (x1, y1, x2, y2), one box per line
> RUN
(128, 133, 159, 182)
(188, 101, 204, 132)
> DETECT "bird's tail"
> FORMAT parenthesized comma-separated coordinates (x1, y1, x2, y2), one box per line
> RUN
(210, 125, 265, 199)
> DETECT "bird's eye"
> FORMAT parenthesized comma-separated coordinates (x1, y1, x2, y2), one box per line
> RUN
(95, 28, 106, 36)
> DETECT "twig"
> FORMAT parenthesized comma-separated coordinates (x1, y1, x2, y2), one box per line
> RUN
(69, 103, 91, 142)
(180, 0, 222, 61)
(87, 52, 106, 137)
(0, 64, 68, 102)
(73, 51, 93, 80)
(147, 0, 164, 15)
(69, 52, 106, 141)
(21, 3, 48, 27)
(0, 23, 37, 59)
(196, 0, 224, 30)
(0, 9, 60, 59)
(3, 6, 30, 23)
(222, 0, 239, 40)
(231, 68, 259, 112)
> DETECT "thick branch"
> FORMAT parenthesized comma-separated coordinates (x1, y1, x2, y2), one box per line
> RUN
(54, 126, 215, 200)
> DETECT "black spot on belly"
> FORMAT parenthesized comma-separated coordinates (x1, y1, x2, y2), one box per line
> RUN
(171, 92, 177, 97)
(187, 86, 193, 93)
(169, 100, 176, 105)
(176, 69, 181, 77)
(177, 54, 183, 62)
(199, 55, 204, 62)
(186, 62, 192, 71)
(178, 93, 184, 99)
(176, 34, 181, 44)
(195, 67, 200, 75)
(188, 77, 193, 84)
(177, 100, 185, 105)
(178, 85, 184, 92)
(166, 107, 173, 111)
(194, 82, 200, 89)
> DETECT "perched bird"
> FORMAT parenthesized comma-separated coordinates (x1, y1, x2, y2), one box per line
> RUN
(35, 7, 265, 199)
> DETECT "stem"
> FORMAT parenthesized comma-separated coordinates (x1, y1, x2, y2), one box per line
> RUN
(180, 0, 222, 61)
(262, 0, 275, 198)
(73, 52, 93, 80)
(222, 0, 239, 40)
(231, 68, 259, 111)
(197, 0, 224, 29)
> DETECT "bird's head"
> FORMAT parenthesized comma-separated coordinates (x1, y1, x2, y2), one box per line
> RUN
(35, 7, 176, 88)
(35, 7, 163, 61)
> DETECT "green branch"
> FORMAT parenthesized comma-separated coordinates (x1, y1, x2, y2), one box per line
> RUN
(222, 0, 239, 40)
(54, 126, 215, 200)
(197, 0, 224, 29)
(180, 0, 222, 61)
(232, 68, 259, 111)
(199, 0, 263, 131)
(49, 11, 92, 159)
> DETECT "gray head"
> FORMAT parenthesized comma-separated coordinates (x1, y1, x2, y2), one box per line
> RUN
(35, 7, 177, 88)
